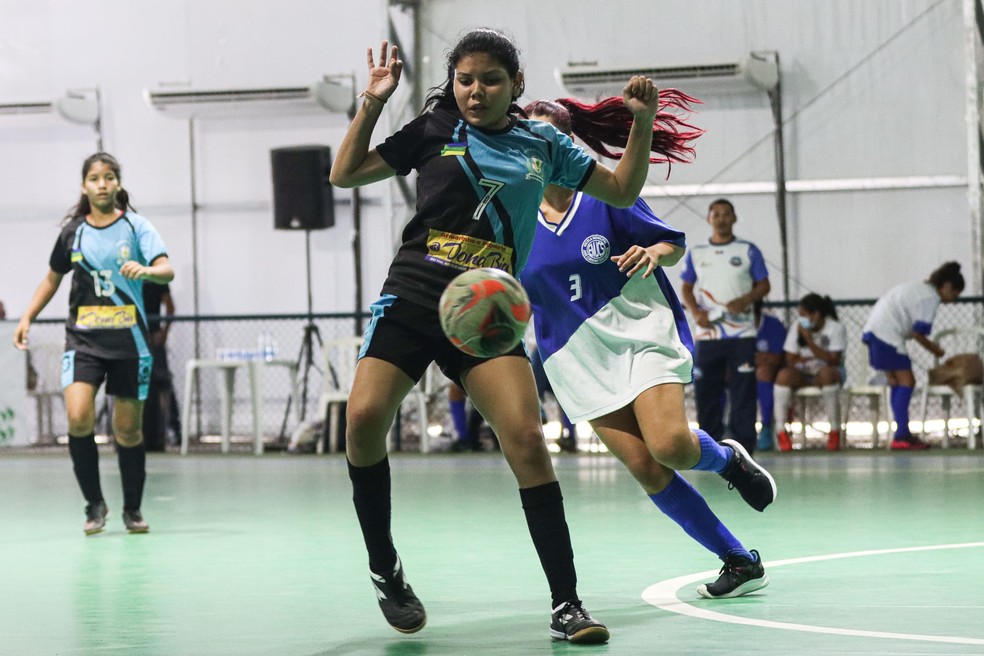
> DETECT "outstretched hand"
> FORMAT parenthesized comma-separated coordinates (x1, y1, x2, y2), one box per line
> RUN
(622, 76, 659, 119)
(612, 244, 662, 279)
(365, 41, 403, 102)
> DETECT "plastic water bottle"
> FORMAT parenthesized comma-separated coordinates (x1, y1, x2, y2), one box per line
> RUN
(259, 331, 277, 362)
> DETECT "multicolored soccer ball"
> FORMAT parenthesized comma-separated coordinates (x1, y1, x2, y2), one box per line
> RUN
(438, 268, 532, 358)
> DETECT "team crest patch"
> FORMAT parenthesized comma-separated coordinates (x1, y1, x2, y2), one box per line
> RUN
(70, 249, 83, 263)
(117, 242, 132, 265)
(525, 156, 545, 184)
(730, 256, 742, 267)
(581, 235, 610, 264)
(441, 142, 467, 157)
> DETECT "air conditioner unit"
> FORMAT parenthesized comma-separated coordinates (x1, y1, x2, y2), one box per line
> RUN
(556, 53, 778, 99)
(143, 79, 354, 119)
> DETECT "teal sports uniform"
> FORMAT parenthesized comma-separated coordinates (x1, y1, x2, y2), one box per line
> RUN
(49, 212, 168, 399)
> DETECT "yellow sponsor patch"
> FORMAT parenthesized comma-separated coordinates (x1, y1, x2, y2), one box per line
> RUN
(425, 230, 513, 273)
(76, 305, 137, 329)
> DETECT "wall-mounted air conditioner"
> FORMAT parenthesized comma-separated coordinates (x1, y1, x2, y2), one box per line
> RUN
(556, 53, 778, 99)
(143, 79, 354, 118)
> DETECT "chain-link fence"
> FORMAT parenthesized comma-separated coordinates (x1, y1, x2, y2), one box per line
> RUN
(20, 313, 452, 453)
(13, 296, 984, 452)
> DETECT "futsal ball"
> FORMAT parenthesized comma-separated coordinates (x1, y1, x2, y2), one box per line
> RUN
(439, 268, 532, 358)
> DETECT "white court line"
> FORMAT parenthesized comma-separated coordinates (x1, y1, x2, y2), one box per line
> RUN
(641, 542, 984, 646)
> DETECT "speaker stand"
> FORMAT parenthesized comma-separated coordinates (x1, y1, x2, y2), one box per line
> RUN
(279, 230, 322, 441)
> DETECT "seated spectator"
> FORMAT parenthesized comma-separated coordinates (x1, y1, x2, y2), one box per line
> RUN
(774, 294, 846, 452)
(754, 300, 785, 450)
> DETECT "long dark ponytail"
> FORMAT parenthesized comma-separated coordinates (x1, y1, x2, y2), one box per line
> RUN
(62, 152, 136, 225)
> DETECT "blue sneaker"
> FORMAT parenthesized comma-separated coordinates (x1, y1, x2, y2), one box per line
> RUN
(756, 425, 774, 451)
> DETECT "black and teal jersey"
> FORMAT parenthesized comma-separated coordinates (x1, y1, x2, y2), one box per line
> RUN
(49, 212, 168, 360)
(375, 107, 596, 309)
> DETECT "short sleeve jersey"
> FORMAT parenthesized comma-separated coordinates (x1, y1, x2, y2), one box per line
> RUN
(756, 313, 786, 354)
(520, 193, 693, 421)
(521, 193, 689, 360)
(783, 318, 847, 374)
(862, 282, 941, 349)
(679, 237, 769, 340)
(49, 212, 168, 359)
(375, 107, 596, 309)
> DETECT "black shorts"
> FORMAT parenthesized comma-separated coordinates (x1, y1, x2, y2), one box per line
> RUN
(61, 349, 153, 401)
(362, 295, 526, 387)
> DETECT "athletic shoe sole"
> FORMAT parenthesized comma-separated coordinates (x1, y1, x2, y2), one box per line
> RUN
(722, 439, 778, 509)
(549, 626, 610, 644)
(696, 573, 770, 599)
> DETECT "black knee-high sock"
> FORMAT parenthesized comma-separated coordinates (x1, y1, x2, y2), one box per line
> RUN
(520, 481, 578, 608)
(348, 457, 398, 575)
(68, 434, 103, 505)
(117, 441, 146, 512)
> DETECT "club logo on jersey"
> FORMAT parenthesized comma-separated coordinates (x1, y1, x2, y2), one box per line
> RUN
(425, 229, 513, 273)
(117, 242, 132, 265)
(441, 142, 467, 157)
(524, 156, 545, 184)
(730, 256, 742, 267)
(580, 235, 610, 265)
(70, 249, 83, 263)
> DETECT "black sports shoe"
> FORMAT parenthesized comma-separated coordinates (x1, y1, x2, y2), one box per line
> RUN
(83, 501, 108, 536)
(549, 600, 610, 644)
(123, 510, 150, 534)
(697, 549, 769, 599)
(720, 439, 777, 512)
(369, 556, 426, 634)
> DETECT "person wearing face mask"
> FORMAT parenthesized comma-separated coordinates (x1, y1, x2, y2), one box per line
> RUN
(862, 262, 965, 450)
(773, 294, 846, 451)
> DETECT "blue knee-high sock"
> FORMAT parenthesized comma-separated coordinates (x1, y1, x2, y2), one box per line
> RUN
(890, 385, 913, 438)
(692, 429, 731, 474)
(649, 473, 750, 561)
(449, 399, 467, 441)
(559, 409, 575, 438)
(757, 381, 774, 428)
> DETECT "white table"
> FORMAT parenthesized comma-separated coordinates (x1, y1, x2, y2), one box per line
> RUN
(180, 358, 300, 455)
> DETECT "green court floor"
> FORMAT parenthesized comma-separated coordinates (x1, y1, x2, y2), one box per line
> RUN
(0, 449, 982, 655)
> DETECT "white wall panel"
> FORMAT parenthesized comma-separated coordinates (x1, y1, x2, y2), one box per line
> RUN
(0, 0, 973, 320)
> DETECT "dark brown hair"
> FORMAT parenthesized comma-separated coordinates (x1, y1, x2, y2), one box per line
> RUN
(63, 152, 136, 223)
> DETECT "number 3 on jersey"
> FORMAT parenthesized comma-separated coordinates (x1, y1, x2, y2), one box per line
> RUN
(569, 274, 582, 302)
(90, 270, 116, 297)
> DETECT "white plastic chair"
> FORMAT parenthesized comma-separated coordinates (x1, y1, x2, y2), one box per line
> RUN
(26, 343, 65, 444)
(315, 337, 434, 453)
(315, 337, 365, 454)
(841, 365, 890, 450)
(917, 327, 984, 449)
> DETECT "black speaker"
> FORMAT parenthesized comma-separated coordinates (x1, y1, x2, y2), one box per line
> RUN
(270, 145, 335, 230)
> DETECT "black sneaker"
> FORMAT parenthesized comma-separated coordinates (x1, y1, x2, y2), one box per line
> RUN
(83, 501, 108, 536)
(123, 510, 150, 534)
(369, 556, 426, 634)
(720, 439, 777, 512)
(697, 549, 769, 599)
(549, 600, 610, 644)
